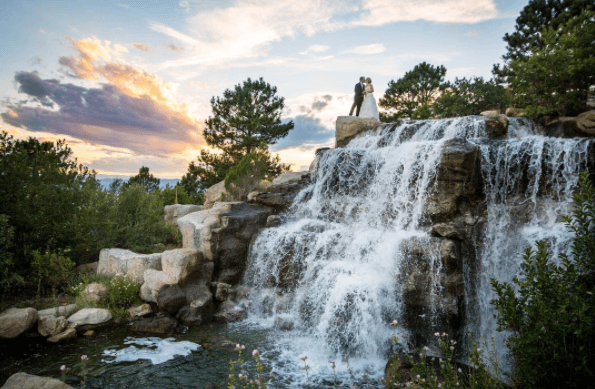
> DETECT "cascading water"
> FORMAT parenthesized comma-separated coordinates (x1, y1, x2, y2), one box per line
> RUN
(240, 116, 591, 387)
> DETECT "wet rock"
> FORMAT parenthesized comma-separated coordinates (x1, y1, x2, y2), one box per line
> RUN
(83, 282, 107, 302)
(309, 147, 331, 174)
(97, 248, 162, 284)
(484, 114, 508, 138)
(161, 248, 202, 284)
(232, 285, 251, 301)
(47, 327, 77, 343)
(67, 308, 112, 329)
(128, 303, 153, 318)
(213, 300, 248, 323)
(130, 316, 178, 335)
(176, 291, 215, 326)
(38, 315, 69, 337)
(545, 110, 595, 137)
(274, 316, 295, 331)
(157, 284, 187, 315)
(335, 116, 382, 147)
(1, 372, 75, 389)
(211, 282, 232, 301)
(164, 204, 202, 225)
(247, 172, 310, 211)
(0, 307, 38, 339)
(430, 223, 463, 240)
(38, 304, 77, 319)
(203, 180, 227, 209)
(265, 215, 281, 227)
(76, 261, 98, 275)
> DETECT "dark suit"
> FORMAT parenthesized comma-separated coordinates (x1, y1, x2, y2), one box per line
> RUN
(349, 82, 365, 116)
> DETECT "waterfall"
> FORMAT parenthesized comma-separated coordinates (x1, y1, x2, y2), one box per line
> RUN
(240, 116, 591, 386)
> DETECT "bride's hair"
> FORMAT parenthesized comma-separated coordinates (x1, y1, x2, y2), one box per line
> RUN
(366, 77, 372, 83)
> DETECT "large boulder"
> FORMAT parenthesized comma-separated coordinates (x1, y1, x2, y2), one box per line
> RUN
(38, 304, 77, 318)
(1, 372, 75, 389)
(67, 308, 112, 329)
(97, 248, 162, 284)
(38, 315, 69, 337)
(335, 116, 382, 148)
(247, 171, 310, 210)
(47, 327, 77, 343)
(203, 180, 227, 210)
(140, 269, 177, 303)
(177, 202, 273, 284)
(164, 204, 202, 225)
(0, 308, 38, 339)
(176, 287, 215, 326)
(128, 303, 153, 318)
(543, 111, 595, 137)
(161, 249, 202, 284)
(156, 284, 187, 315)
(483, 113, 508, 137)
(213, 300, 248, 323)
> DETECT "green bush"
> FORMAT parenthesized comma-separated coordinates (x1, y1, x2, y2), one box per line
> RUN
(491, 172, 595, 388)
(224, 153, 269, 201)
(30, 250, 75, 296)
(106, 274, 141, 308)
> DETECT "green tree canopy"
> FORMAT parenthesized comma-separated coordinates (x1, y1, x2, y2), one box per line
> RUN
(379, 62, 446, 121)
(126, 166, 160, 192)
(432, 77, 511, 118)
(184, 77, 293, 191)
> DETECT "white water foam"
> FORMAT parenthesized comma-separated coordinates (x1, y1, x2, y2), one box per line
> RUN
(102, 337, 200, 364)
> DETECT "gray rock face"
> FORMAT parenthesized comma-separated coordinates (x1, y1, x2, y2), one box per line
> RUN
(128, 304, 153, 318)
(177, 202, 273, 284)
(0, 308, 38, 339)
(213, 300, 248, 323)
(38, 315, 69, 337)
(211, 282, 232, 302)
(484, 113, 508, 137)
(335, 116, 382, 147)
(164, 204, 202, 225)
(140, 269, 177, 303)
(203, 180, 227, 209)
(47, 327, 77, 343)
(505, 107, 526, 117)
(544, 110, 595, 137)
(97, 248, 162, 284)
(247, 172, 310, 211)
(176, 290, 215, 326)
(1, 372, 75, 389)
(38, 304, 77, 318)
(83, 282, 108, 302)
(161, 249, 202, 284)
(67, 308, 112, 328)
(130, 316, 178, 335)
(156, 284, 187, 315)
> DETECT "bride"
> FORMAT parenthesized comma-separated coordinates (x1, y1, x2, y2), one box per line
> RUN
(360, 77, 379, 120)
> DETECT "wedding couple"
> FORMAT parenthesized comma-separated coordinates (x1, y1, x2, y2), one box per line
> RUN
(349, 76, 379, 120)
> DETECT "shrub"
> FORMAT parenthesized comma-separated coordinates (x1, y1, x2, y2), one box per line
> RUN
(224, 153, 269, 201)
(30, 250, 75, 296)
(491, 171, 595, 388)
(106, 274, 141, 308)
(0, 214, 23, 296)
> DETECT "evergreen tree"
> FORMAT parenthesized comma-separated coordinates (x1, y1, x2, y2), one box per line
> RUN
(185, 77, 293, 191)
(432, 77, 511, 118)
(126, 166, 160, 192)
(379, 62, 446, 121)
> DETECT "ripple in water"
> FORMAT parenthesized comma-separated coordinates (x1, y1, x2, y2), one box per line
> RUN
(103, 337, 201, 364)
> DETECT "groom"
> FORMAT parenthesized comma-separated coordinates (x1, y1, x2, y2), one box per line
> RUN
(349, 76, 366, 117)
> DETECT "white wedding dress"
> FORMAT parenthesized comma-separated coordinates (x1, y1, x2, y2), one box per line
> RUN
(359, 84, 379, 120)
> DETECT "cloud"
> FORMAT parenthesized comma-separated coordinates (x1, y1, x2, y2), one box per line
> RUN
(342, 43, 386, 55)
(271, 115, 334, 151)
(300, 44, 330, 54)
(164, 43, 184, 52)
(131, 42, 152, 52)
(179, 1, 191, 12)
(466, 30, 481, 37)
(2, 71, 204, 157)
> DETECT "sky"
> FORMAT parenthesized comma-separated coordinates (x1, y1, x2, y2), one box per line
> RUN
(0, 0, 530, 178)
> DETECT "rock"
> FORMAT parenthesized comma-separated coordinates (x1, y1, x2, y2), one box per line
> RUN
(97, 248, 162, 284)
(479, 110, 500, 117)
(130, 316, 177, 335)
(76, 261, 98, 275)
(128, 303, 153, 318)
(504, 107, 526, 117)
(335, 116, 382, 148)
(38, 304, 77, 318)
(309, 147, 331, 174)
(38, 315, 69, 337)
(430, 223, 463, 240)
(83, 330, 94, 336)
(274, 316, 295, 331)
(156, 284, 187, 315)
(0, 308, 38, 339)
(203, 181, 227, 209)
(0, 372, 75, 388)
(177, 202, 273, 284)
(484, 114, 508, 137)
(140, 269, 176, 303)
(83, 282, 107, 302)
(67, 308, 112, 329)
(211, 282, 232, 301)
(176, 291, 215, 326)
(47, 327, 77, 343)
(543, 111, 595, 138)
(161, 249, 202, 284)
(576, 110, 595, 136)
(265, 215, 281, 227)
(232, 285, 251, 301)
(247, 172, 310, 211)
(213, 300, 247, 323)
(164, 204, 202, 225)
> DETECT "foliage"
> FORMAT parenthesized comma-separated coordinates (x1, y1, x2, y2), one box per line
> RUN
(30, 250, 75, 296)
(432, 77, 512, 118)
(186, 77, 293, 190)
(159, 183, 194, 206)
(0, 214, 23, 296)
(224, 153, 270, 201)
(227, 345, 273, 389)
(506, 10, 595, 117)
(125, 166, 160, 192)
(493, 0, 594, 83)
(491, 172, 595, 388)
(379, 62, 446, 121)
(105, 274, 141, 308)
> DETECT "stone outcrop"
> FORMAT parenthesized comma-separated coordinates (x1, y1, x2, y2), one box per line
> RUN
(247, 171, 310, 211)
(140, 269, 177, 303)
(83, 282, 107, 302)
(177, 202, 273, 284)
(335, 116, 382, 147)
(544, 110, 595, 137)
(37, 315, 69, 337)
(67, 308, 112, 329)
(176, 289, 215, 326)
(161, 249, 202, 284)
(505, 107, 526, 117)
(47, 327, 77, 343)
(480, 111, 508, 137)
(38, 304, 77, 318)
(164, 204, 202, 225)
(213, 300, 248, 323)
(128, 304, 153, 318)
(1, 372, 75, 389)
(97, 248, 162, 284)
(0, 308, 38, 339)
(203, 181, 227, 209)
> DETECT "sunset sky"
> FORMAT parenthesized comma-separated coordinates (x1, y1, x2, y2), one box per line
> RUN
(1, 0, 529, 178)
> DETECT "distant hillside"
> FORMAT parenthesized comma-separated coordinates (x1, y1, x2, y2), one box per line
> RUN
(96, 175, 181, 190)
